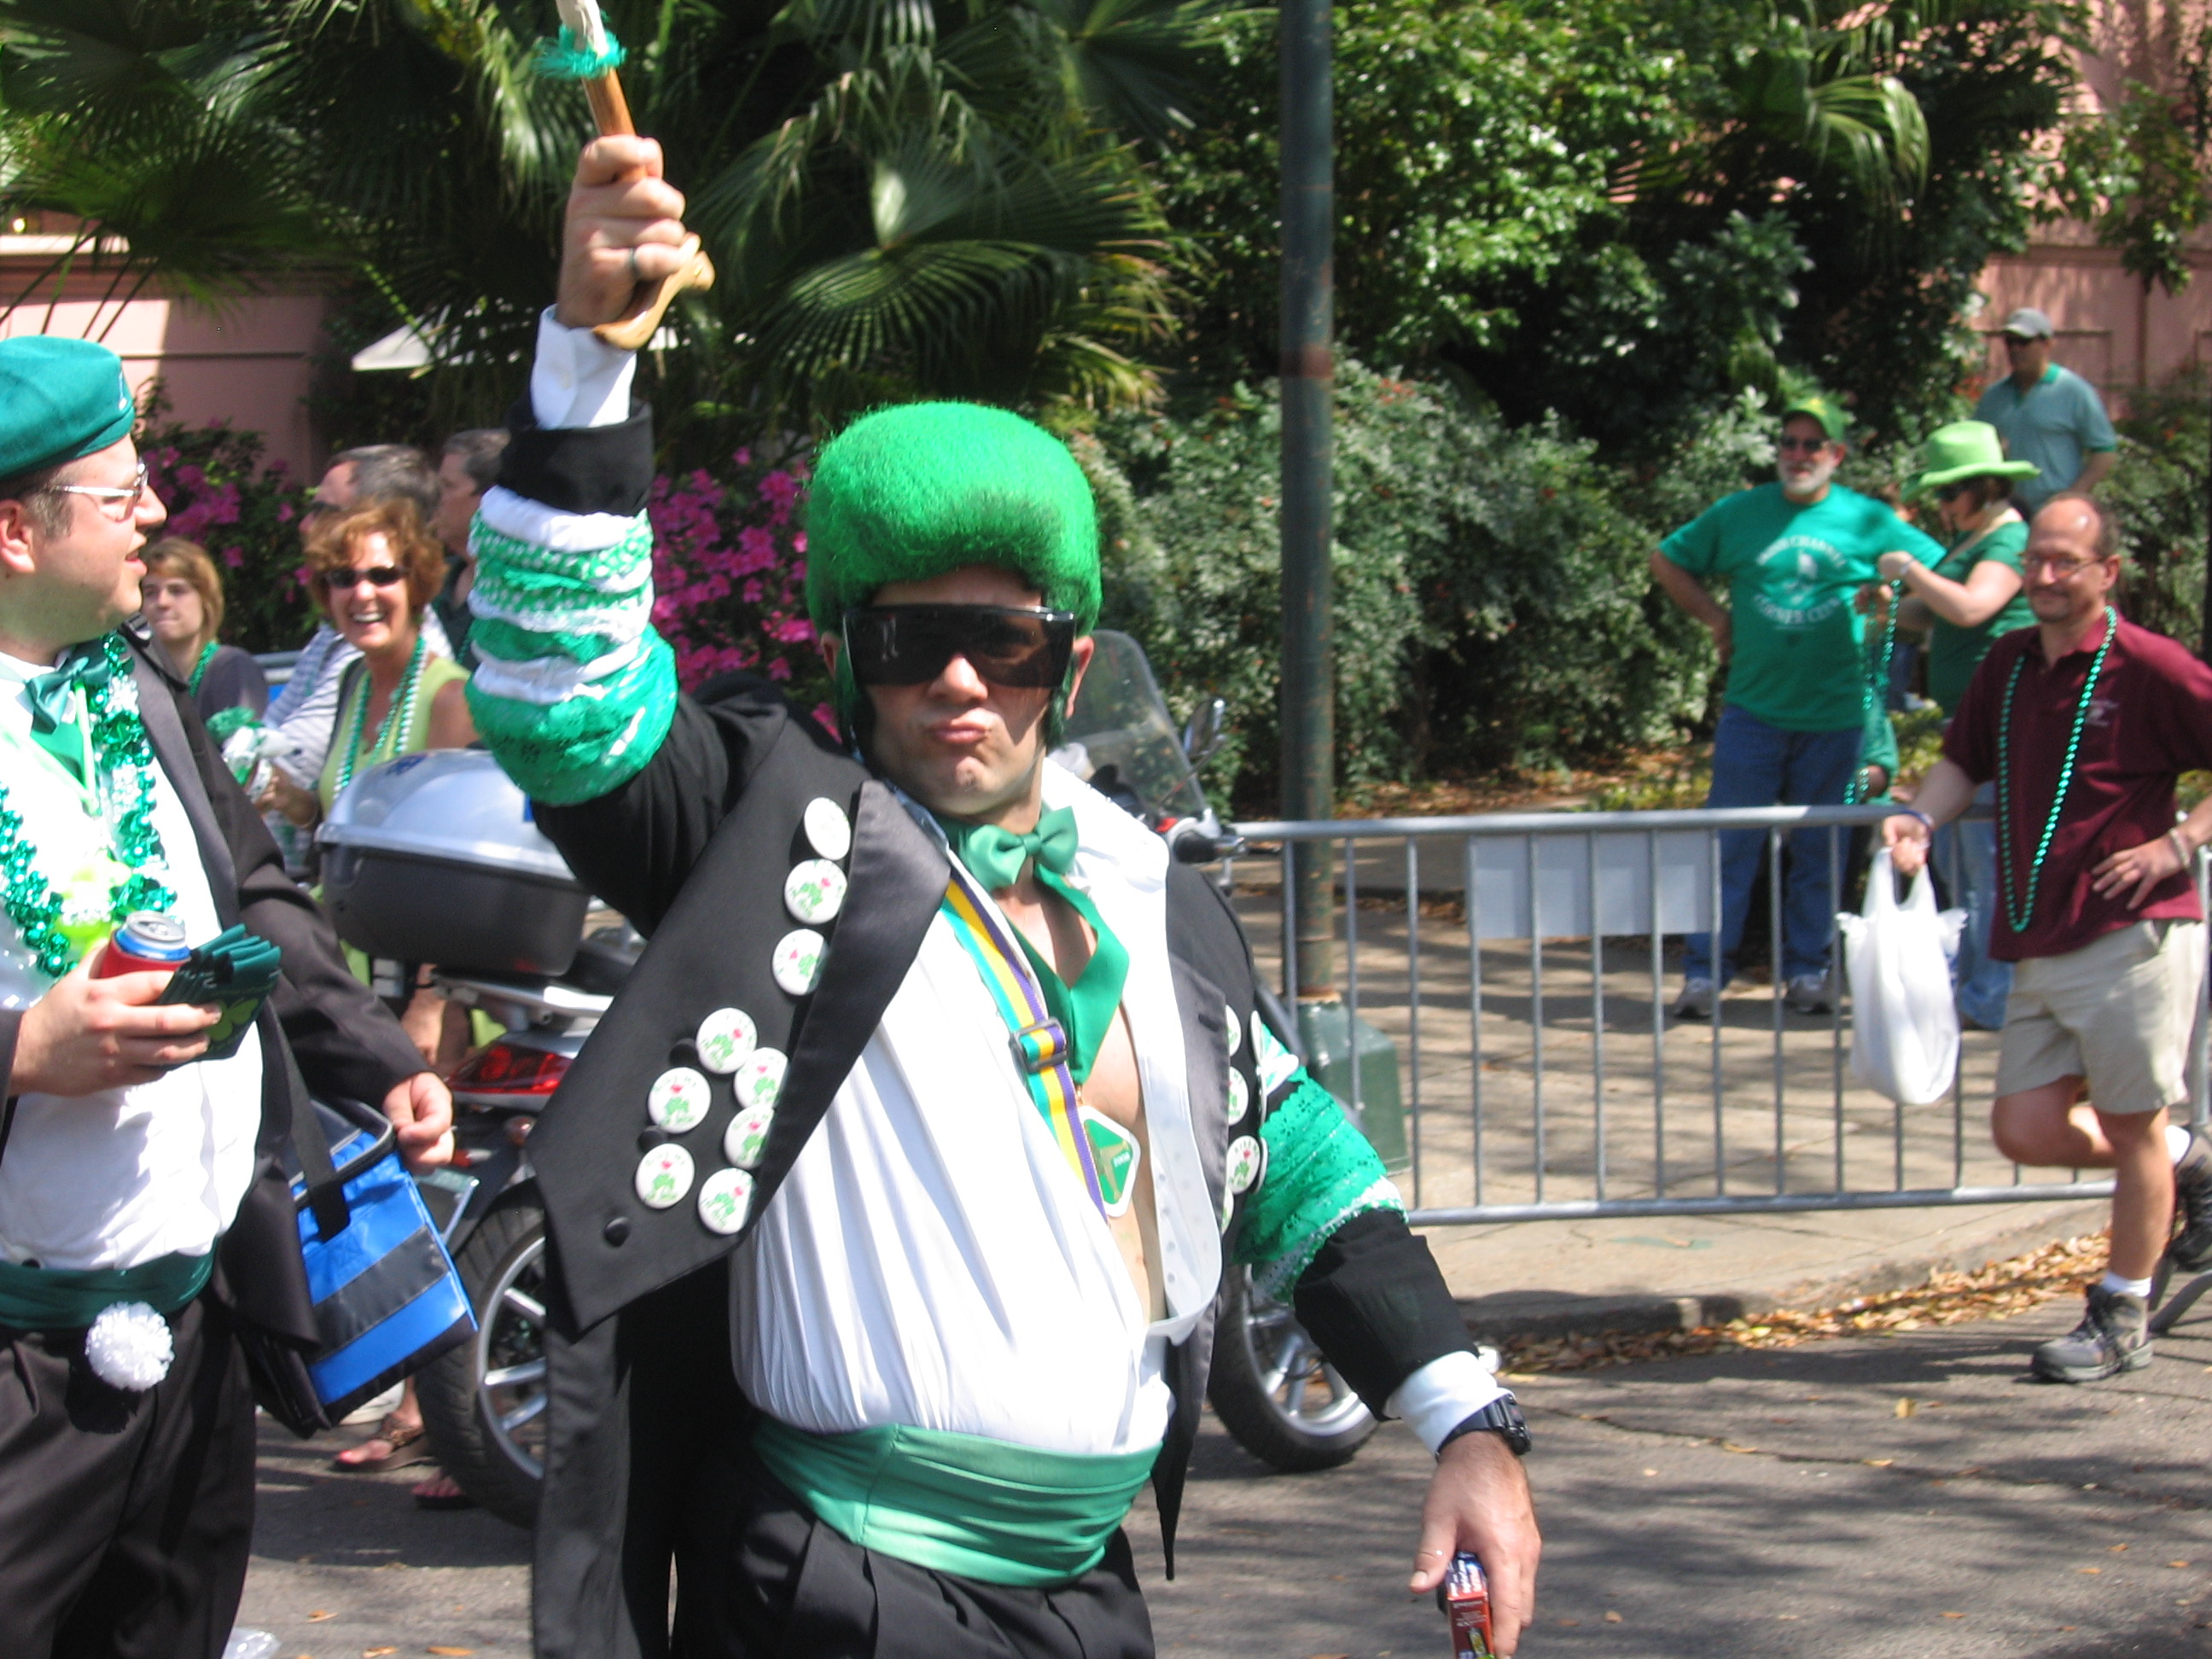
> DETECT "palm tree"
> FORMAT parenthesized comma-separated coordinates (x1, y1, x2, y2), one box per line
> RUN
(0, 0, 1222, 448)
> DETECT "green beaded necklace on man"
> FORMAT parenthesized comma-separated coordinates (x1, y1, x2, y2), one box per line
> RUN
(1994, 605, 2117, 935)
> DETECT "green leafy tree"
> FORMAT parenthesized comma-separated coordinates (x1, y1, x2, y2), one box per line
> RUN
(2052, 16, 2212, 295)
(0, 0, 1215, 453)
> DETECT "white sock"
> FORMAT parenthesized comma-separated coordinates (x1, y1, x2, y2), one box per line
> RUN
(2170, 1123, 2197, 1165)
(2100, 1271, 2155, 1299)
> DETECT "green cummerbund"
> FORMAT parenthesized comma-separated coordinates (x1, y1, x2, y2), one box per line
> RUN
(0, 1249, 213, 1331)
(753, 1417, 1159, 1587)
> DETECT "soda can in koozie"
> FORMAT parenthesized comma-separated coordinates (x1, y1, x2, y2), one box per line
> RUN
(94, 911, 191, 978)
(1438, 1551, 1495, 1659)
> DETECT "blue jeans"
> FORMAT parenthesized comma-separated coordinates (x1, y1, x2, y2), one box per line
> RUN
(1934, 781, 2011, 1029)
(1683, 706, 1864, 987)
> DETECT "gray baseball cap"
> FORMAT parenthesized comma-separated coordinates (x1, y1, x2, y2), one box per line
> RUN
(2000, 306, 2055, 340)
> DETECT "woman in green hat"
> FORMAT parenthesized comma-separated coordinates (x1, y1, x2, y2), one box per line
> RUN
(1877, 420, 2040, 713)
(1875, 419, 2040, 1029)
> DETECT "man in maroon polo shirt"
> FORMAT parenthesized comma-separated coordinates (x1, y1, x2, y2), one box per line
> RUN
(1887, 493, 2212, 1382)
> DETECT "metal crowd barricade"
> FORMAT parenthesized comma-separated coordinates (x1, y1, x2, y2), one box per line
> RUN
(1225, 805, 2209, 1228)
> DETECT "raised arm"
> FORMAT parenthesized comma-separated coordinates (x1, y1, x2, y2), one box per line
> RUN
(1878, 545, 2023, 631)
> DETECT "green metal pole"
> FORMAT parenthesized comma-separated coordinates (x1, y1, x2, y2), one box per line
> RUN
(1280, 0, 1335, 998)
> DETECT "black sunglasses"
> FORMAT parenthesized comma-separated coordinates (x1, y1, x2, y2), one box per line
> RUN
(841, 604, 1077, 689)
(323, 565, 408, 590)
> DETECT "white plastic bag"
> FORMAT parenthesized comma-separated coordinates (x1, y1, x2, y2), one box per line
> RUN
(1836, 848, 1968, 1107)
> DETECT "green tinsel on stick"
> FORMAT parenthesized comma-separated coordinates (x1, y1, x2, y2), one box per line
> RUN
(533, 24, 626, 80)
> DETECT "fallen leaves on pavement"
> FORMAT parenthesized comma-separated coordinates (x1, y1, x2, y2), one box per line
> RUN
(1500, 1231, 2110, 1374)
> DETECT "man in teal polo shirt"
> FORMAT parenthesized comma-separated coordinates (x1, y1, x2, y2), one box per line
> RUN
(1651, 394, 1944, 1018)
(1973, 308, 2116, 516)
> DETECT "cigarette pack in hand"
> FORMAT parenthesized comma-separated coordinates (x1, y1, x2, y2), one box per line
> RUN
(1438, 1551, 1494, 1658)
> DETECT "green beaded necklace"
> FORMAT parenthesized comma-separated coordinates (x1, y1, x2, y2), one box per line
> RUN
(186, 639, 218, 696)
(0, 632, 176, 979)
(1995, 605, 2116, 935)
(335, 632, 428, 794)
(1843, 581, 1900, 806)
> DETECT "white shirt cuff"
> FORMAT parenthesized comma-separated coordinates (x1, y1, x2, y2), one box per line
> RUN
(529, 307, 637, 430)
(1386, 1349, 1509, 1455)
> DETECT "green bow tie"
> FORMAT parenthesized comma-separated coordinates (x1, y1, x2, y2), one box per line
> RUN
(26, 643, 111, 735)
(23, 642, 112, 782)
(942, 806, 1082, 892)
(939, 804, 1128, 1084)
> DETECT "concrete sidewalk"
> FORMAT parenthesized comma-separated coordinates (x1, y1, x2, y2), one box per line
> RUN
(1424, 1193, 2112, 1344)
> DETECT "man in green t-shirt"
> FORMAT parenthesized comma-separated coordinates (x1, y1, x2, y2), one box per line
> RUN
(1651, 395, 1945, 1018)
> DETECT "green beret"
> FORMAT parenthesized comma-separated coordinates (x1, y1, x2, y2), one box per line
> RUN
(804, 402, 1100, 633)
(0, 337, 136, 480)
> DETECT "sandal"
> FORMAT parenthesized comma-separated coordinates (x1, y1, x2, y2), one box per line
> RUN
(332, 1414, 432, 1473)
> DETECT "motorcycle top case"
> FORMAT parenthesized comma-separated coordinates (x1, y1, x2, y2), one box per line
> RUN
(317, 749, 590, 975)
(289, 1097, 476, 1423)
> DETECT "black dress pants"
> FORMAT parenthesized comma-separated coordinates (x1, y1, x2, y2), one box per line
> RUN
(0, 1295, 257, 1659)
(671, 1431, 1154, 1659)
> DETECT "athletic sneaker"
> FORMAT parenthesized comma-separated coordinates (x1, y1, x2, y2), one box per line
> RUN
(2167, 1126, 2212, 1276)
(2030, 1285, 2152, 1383)
(1671, 978, 1716, 1021)
(1784, 974, 1834, 1016)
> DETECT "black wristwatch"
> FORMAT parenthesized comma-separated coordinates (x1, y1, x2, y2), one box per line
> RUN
(1437, 1394, 1530, 1458)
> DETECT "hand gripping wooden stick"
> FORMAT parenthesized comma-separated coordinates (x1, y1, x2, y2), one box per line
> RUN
(547, 0, 715, 351)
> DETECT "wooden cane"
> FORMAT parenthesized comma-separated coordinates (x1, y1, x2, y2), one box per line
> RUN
(547, 0, 716, 352)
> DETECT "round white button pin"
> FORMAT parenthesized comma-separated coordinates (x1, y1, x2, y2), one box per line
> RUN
(733, 1048, 789, 1113)
(695, 1008, 757, 1074)
(783, 859, 847, 925)
(772, 929, 826, 995)
(724, 1102, 777, 1169)
(635, 1144, 696, 1209)
(647, 1067, 710, 1133)
(803, 797, 852, 862)
(696, 1167, 754, 1236)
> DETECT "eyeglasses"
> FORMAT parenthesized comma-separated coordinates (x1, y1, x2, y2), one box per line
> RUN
(1777, 436, 1830, 454)
(1936, 482, 1976, 503)
(841, 605, 1077, 690)
(2022, 553, 2106, 577)
(323, 565, 408, 590)
(45, 462, 149, 523)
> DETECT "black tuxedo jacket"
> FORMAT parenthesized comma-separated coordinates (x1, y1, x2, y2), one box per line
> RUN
(0, 631, 429, 1379)
(502, 415, 1475, 1659)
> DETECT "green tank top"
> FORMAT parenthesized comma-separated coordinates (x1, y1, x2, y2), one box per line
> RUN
(1928, 516, 2035, 712)
(317, 652, 472, 810)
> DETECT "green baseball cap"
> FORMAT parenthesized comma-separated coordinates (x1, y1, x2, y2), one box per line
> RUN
(1780, 392, 1849, 444)
(1901, 421, 2039, 502)
(0, 336, 137, 481)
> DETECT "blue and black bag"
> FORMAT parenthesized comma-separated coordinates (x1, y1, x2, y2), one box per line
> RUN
(280, 1091, 476, 1424)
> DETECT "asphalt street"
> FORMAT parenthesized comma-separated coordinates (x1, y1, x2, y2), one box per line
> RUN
(237, 1289, 2212, 1658)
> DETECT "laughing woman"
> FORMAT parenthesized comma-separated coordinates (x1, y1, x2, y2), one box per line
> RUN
(259, 498, 474, 827)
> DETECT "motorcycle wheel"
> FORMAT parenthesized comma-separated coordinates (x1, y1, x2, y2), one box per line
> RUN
(1207, 1263, 1377, 1471)
(417, 1186, 550, 1529)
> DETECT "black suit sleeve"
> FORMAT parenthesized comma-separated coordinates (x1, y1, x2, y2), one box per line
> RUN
(1292, 1208, 1474, 1416)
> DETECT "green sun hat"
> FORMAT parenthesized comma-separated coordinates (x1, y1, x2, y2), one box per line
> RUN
(1901, 421, 2040, 503)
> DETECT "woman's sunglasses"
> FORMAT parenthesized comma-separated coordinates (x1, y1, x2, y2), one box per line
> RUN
(323, 565, 408, 590)
(841, 605, 1077, 689)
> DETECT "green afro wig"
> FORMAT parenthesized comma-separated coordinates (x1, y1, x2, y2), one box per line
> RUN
(804, 402, 1101, 633)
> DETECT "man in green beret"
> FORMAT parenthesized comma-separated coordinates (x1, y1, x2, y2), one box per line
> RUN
(0, 336, 451, 1657)
(466, 136, 1540, 1659)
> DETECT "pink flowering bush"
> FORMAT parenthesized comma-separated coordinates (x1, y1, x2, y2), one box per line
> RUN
(648, 451, 835, 727)
(140, 415, 318, 654)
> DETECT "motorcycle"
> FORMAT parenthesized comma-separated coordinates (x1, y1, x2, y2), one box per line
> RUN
(315, 636, 1377, 1527)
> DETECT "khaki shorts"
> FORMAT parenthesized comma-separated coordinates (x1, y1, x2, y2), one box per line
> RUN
(1996, 919, 2207, 1115)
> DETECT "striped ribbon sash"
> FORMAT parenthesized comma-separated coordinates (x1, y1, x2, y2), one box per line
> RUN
(940, 873, 1113, 1217)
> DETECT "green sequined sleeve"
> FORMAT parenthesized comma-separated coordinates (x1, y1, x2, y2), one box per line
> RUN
(463, 506, 678, 805)
(1232, 1065, 1405, 1298)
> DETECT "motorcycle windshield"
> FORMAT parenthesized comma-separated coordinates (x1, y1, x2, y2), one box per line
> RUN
(1057, 630, 1211, 825)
